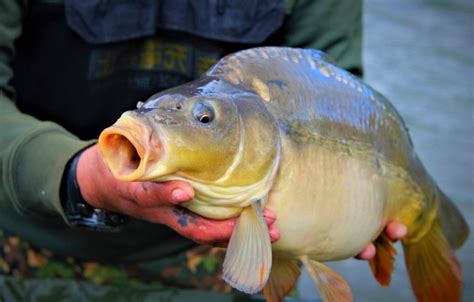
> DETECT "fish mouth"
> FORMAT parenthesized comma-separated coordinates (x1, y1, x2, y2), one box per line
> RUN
(98, 114, 162, 182)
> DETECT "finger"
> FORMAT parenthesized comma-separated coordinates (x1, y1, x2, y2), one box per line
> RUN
(385, 221, 407, 241)
(263, 208, 279, 242)
(268, 225, 280, 243)
(263, 207, 276, 221)
(212, 215, 280, 247)
(355, 243, 376, 260)
(145, 207, 238, 244)
(127, 180, 194, 207)
(264, 214, 276, 226)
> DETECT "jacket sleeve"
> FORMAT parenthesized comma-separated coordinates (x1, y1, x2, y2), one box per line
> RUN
(281, 0, 363, 76)
(0, 0, 92, 220)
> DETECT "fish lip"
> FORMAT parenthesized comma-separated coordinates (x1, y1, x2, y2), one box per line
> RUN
(98, 116, 161, 182)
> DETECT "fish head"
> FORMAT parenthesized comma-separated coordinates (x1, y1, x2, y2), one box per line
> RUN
(98, 79, 280, 219)
(99, 81, 241, 183)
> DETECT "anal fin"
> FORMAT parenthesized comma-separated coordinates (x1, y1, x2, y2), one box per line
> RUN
(301, 255, 353, 302)
(263, 256, 300, 302)
(369, 233, 397, 286)
(222, 201, 272, 294)
(403, 219, 462, 302)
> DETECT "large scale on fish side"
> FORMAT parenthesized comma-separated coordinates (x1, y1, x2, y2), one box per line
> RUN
(98, 47, 469, 302)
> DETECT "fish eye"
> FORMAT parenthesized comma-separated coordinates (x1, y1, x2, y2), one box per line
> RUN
(193, 102, 215, 124)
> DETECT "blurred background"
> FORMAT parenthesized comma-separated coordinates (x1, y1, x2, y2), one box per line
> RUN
(297, 0, 473, 300)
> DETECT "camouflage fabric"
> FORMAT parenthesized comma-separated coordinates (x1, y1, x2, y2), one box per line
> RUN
(0, 228, 231, 292)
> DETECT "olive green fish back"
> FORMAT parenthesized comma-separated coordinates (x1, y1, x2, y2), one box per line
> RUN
(207, 47, 415, 171)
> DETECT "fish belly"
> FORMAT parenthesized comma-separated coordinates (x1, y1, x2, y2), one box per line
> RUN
(268, 139, 388, 261)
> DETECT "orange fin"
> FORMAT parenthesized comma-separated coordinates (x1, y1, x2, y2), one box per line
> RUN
(368, 233, 397, 286)
(301, 255, 353, 302)
(403, 219, 462, 302)
(263, 256, 300, 302)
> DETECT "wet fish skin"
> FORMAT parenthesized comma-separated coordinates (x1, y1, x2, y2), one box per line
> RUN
(99, 47, 469, 302)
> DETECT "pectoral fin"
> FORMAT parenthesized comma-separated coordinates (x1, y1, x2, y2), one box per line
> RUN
(222, 201, 272, 294)
(301, 255, 353, 302)
(369, 233, 397, 286)
(263, 256, 300, 302)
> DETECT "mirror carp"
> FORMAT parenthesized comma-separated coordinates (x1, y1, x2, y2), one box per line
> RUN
(98, 47, 469, 302)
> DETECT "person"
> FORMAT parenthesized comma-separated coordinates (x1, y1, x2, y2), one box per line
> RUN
(0, 0, 406, 299)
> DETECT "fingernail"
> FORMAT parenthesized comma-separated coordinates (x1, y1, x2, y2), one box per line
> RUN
(171, 188, 190, 202)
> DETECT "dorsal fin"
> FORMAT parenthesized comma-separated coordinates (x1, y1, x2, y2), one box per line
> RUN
(207, 47, 335, 82)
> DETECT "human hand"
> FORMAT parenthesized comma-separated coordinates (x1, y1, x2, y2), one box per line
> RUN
(75, 144, 280, 245)
(355, 221, 407, 260)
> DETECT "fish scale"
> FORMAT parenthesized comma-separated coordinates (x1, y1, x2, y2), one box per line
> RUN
(211, 48, 410, 166)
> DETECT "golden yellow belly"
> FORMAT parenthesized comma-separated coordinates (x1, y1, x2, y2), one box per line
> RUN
(267, 136, 389, 261)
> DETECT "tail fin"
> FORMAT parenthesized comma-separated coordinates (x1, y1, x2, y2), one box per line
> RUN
(437, 190, 469, 249)
(402, 219, 462, 302)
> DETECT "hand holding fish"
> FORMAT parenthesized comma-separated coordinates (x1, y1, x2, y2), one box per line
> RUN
(76, 144, 405, 256)
(356, 221, 407, 260)
(75, 144, 280, 245)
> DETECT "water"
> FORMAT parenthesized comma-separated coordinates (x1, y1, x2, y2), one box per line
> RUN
(297, 0, 474, 301)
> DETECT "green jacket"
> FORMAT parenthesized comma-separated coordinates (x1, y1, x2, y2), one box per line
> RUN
(0, 0, 362, 272)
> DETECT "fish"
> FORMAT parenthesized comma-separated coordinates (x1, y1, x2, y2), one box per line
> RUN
(98, 47, 469, 302)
